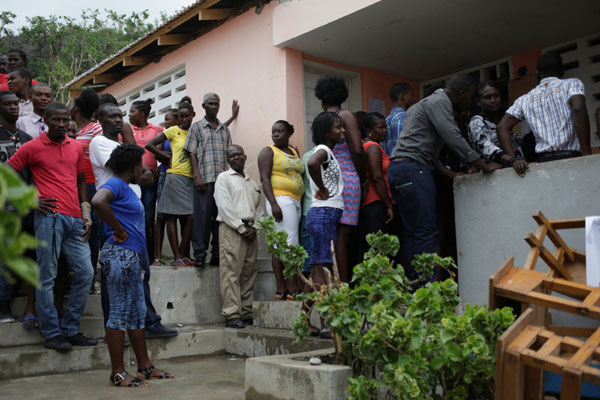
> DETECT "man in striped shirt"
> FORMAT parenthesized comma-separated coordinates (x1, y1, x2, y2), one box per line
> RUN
(497, 52, 591, 176)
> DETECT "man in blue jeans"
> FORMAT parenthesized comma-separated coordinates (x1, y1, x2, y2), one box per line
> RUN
(387, 74, 500, 286)
(9, 102, 97, 351)
(91, 103, 177, 338)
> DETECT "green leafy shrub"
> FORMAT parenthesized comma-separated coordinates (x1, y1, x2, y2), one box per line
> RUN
(0, 165, 39, 286)
(258, 216, 514, 400)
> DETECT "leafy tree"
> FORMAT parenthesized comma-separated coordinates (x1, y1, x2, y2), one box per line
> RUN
(0, 9, 157, 103)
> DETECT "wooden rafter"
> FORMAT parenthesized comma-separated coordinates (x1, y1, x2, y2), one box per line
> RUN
(157, 34, 191, 46)
(93, 73, 120, 84)
(198, 8, 235, 20)
(123, 56, 155, 67)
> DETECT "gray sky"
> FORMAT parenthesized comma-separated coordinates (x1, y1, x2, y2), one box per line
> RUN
(6, 0, 197, 31)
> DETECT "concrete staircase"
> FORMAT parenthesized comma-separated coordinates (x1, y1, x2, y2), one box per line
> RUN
(0, 257, 331, 381)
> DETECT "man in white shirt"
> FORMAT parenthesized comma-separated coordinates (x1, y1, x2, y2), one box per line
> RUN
(497, 51, 591, 175)
(90, 103, 178, 339)
(214, 145, 264, 329)
(16, 83, 51, 138)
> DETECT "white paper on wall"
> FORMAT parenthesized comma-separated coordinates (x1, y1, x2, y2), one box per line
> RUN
(585, 216, 600, 287)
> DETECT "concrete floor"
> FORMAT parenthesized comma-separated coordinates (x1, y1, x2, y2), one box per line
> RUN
(0, 355, 246, 400)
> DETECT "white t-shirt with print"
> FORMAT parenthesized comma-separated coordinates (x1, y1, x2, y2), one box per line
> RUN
(308, 144, 344, 210)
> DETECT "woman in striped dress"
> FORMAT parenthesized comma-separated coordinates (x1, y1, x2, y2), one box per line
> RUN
(314, 76, 365, 282)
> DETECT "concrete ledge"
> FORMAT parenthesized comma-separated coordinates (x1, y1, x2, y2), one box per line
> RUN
(142, 324, 226, 361)
(245, 348, 351, 400)
(11, 294, 103, 319)
(0, 316, 105, 347)
(224, 326, 332, 357)
(253, 301, 320, 329)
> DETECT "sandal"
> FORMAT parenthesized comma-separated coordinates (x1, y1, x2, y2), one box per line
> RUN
(151, 259, 166, 266)
(137, 365, 174, 380)
(181, 257, 194, 266)
(172, 258, 190, 267)
(284, 290, 295, 301)
(288, 292, 302, 301)
(274, 291, 286, 301)
(110, 371, 147, 387)
(19, 314, 39, 330)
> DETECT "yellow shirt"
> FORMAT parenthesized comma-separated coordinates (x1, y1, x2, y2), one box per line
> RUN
(269, 145, 304, 201)
(165, 126, 193, 178)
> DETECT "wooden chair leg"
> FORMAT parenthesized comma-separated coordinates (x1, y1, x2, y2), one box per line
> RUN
(560, 367, 582, 400)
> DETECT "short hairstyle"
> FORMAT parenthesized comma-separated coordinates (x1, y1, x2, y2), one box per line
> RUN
(31, 82, 51, 94)
(45, 102, 69, 117)
(274, 120, 294, 134)
(180, 96, 192, 104)
(0, 90, 17, 102)
(314, 76, 348, 107)
(132, 98, 153, 118)
(106, 143, 145, 174)
(226, 144, 244, 157)
(166, 108, 179, 118)
(446, 74, 474, 93)
(74, 88, 100, 119)
(99, 93, 119, 106)
(359, 112, 385, 140)
(476, 80, 500, 99)
(537, 51, 563, 75)
(98, 102, 121, 117)
(7, 48, 27, 65)
(202, 92, 219, 103)
(178, 99, 194, 113)
(10, 67, 32, 85)
(389, 82, 413, 102)
(311, 111, 341, 145)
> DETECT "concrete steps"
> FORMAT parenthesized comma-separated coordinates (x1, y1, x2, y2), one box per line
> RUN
(0, 316, 105, 347)
(0, 324, 225, 380)
(252, 300, 320, 329)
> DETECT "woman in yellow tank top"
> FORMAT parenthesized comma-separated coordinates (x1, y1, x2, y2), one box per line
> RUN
(258, 120, 305, 300)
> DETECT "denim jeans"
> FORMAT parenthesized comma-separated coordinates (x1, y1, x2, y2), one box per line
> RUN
(34, 211, 94, 339)
(192, 182, 219, 262)
(100, 243, 146, 331)
(99, 226, 162, 331)
(387, 159, 438, 284)
(141, 182, 157, 264)
(87, 183, 102, 272)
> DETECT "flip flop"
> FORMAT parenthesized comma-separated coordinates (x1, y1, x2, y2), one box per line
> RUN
(19, 313, 39, 330)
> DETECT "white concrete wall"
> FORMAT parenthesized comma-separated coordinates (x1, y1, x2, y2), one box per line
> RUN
(454, 155, 600, 312)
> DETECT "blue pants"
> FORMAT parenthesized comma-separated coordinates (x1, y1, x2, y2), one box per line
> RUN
(99, 226, 162, 331)
(141, 182, 157, 264)
(87, 183, 102, 273)
(299, 216, 312, 273)
(34, 211, 94, 339)
(387, 159, 438, 284)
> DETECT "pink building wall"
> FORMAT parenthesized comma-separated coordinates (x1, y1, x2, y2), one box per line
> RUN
(102, 2, 416, 176)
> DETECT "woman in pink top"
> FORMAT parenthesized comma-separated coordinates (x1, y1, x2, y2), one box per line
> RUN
(72, 88, 103, 286)
(129, 99, 163, 263)
(359, 112, 395, 256)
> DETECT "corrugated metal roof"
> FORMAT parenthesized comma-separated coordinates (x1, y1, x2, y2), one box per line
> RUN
(63, 0, 204, 89)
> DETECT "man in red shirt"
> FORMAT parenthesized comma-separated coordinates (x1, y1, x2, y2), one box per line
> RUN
(9, 102, 97, 352)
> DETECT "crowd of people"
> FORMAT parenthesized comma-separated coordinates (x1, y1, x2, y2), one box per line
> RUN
(0, 46, 598, 386)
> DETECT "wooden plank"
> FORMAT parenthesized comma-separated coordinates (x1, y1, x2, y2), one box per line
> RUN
(541, 278, 591, 300)
(495, 308, 534, 400)
(157, 34, 191, 45)
(92, 73, 120, 84)
(554, 247, 565, 267)
(561, 367, 582, 400)
(524, 225, 547, 270)
(583, 291, 600, 308)
(122, 56, 155, 66)
(521, 349, 567, 374)
(550, 218, 585, 230)
(533, 211, 575, 263)
(548, 325, 597, 338)
(198, 8, 234, 20)
(525, 233, 572, 280)
(581, 365, 600, 385)
(524, 365, 544, 400)
(564, 328, 600, 369)
(490, 256, 515, 309)
(526, 292, 600, 320)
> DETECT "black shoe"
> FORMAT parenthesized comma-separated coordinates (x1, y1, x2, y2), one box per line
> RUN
(226, 318, 246, 329)
(241, 317, 253, 326)
(66, 332, 98, 346)
(0, 301, 14, 323)
(145, 324, 178, 338)
(45, 335, 73, 352)
(194, 260, 205, 268)
(209, 257, 219, 266)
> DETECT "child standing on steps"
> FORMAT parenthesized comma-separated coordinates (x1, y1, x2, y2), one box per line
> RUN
(303, 111, 345, 338)
(92, 144, 174, 387)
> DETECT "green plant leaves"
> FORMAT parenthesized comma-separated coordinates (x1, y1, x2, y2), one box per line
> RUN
(258, 225, 515, 400)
